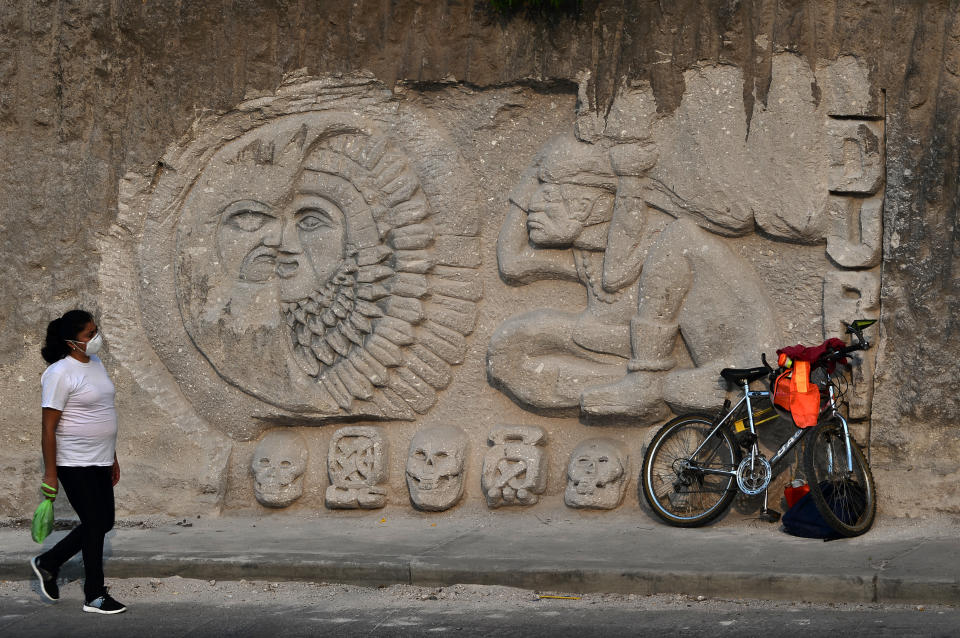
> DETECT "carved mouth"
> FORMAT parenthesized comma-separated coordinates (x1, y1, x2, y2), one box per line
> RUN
(276, 259, 300, 279)
(575, 481, 596, 495)
(239, 247, 278, 282)
(407, 473, 456, 492)
(256, 481, 292, 492)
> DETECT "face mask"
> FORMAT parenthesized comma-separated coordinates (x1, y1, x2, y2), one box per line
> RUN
(70, 332, 104, 356)
(84, 332, 104, 355)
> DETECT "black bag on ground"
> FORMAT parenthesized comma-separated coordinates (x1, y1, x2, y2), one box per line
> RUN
(782, 480, 866, 540)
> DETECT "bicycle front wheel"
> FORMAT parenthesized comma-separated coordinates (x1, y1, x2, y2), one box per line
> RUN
(803, 420, 877, 537)
(641, 413, 740, 527)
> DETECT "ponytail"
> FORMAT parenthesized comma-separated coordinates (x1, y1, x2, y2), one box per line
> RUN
(41, 309, 93, 364)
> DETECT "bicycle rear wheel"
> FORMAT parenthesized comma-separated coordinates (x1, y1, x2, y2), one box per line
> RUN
(803, 420, 876, 537)
(641, 413, 740, 527)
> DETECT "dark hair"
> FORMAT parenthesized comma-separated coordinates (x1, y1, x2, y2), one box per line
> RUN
(41, 309, 94, 364)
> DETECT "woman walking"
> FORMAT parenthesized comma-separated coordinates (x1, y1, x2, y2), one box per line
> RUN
(30, 309, 126, 614)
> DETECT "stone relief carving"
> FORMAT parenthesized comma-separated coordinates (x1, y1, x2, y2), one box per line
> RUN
(820, 57, 884, 421)
(823, 271, 881, 421)
(489, 54, 885, 424)
(826, 197, 883, 269)
(405, 425, 468, 511)
(481, 425, 547, 508)
(487, 133, 780, 424)
(120, 71, 480, 440)
(251, 430, 308, 508)
(827, 121, 883, 195)
(564, 438, 628, 510)
(325, 425, 388, 509)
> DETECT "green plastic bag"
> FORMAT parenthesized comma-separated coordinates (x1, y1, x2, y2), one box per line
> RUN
(31, 483, 57, 544)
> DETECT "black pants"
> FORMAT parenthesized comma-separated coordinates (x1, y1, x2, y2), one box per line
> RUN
(38, 465, 115, 601)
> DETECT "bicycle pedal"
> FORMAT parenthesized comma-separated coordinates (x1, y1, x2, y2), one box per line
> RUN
(759, 509, 781, 523)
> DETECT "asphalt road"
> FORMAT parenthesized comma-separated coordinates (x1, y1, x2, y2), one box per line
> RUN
(2, 578, 956, 637)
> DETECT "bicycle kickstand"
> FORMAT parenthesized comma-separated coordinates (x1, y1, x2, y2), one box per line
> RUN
(759, 489, 781, 523)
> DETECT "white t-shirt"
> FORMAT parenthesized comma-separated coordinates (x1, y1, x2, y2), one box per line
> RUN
(40, 355, 118, 467)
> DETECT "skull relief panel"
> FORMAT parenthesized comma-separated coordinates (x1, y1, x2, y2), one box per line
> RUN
(482, 425, 547, 508)
(325, 426, 389, 509)
(405, 425, 468, 511)
(251, 430, 308, 508)
(564, 438, 628, 510)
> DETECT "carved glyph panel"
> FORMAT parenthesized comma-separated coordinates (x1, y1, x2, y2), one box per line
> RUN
(823, 271, 881, 420)
(118, 72, 480, 439)
(325, 425, 389, 509)
(481, 425, 548, 508)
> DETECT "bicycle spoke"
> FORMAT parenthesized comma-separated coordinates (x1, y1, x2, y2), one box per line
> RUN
(803, 420, 876, 537)
(642, 414, 739, 525)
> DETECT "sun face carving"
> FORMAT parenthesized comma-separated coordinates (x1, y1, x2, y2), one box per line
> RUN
(153, 85, 480, 430)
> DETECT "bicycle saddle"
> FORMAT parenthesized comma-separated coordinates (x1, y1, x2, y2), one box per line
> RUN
(720, 366, 769, 385)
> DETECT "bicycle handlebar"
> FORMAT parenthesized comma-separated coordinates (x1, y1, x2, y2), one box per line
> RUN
(761, 319, 875, 372)
(817, 342, 864, 367)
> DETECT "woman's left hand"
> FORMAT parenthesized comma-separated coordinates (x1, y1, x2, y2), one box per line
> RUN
(112, 458, 120, 486)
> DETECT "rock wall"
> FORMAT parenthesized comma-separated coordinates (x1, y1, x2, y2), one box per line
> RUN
(1, 1, 957, 522)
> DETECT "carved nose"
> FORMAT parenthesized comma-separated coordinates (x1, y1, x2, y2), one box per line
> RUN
(278, 217, 302, 254)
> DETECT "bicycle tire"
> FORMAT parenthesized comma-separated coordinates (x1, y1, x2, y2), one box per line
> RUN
(802, 420, 877, 537)
(641, 413, 740, 527)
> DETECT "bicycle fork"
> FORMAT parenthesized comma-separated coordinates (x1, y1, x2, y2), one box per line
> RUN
(826, 385, 855, 475)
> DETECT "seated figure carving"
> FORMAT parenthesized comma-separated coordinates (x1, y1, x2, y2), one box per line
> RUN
(488, 135, 780, 423)
(488, 136, 638, 414)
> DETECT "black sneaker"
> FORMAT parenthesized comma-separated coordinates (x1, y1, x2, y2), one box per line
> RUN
(30, 556, 59, 602)
(82, 593, 127, 615)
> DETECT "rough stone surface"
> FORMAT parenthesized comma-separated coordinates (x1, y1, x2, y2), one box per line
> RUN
(0, 1, 957, 523)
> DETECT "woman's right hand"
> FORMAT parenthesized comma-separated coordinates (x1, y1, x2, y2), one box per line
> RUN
(41, 474, 58, 499)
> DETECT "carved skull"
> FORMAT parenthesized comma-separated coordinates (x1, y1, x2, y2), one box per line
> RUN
(406, 426, 468, 511)
(564, 438, 627, 510)
(251, 430, 308, 508)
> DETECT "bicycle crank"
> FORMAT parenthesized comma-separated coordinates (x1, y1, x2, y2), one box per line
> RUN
(736, 455, 772, 495)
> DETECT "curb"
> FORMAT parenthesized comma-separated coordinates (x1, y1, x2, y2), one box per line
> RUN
(4, 551, 956, 606)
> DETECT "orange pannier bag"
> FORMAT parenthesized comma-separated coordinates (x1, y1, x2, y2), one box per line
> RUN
(772, 359, 820, 428)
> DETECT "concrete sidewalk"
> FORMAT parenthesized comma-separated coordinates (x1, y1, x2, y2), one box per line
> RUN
(2, 511, 957, 606)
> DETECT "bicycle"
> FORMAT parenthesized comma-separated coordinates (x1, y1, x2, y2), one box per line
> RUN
(640, 319, 878, 537)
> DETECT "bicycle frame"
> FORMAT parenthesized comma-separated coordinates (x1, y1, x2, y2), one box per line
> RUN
(688, 378, 854, 481)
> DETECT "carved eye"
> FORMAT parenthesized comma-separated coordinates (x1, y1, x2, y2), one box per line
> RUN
(434, 452, 449, 459)
(297, 208, 335, 231)
(414, 450, 427, 460)
(280, 460, 292, 467)
(259, 458, 270, 466)
(228, 210, 273, 232)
